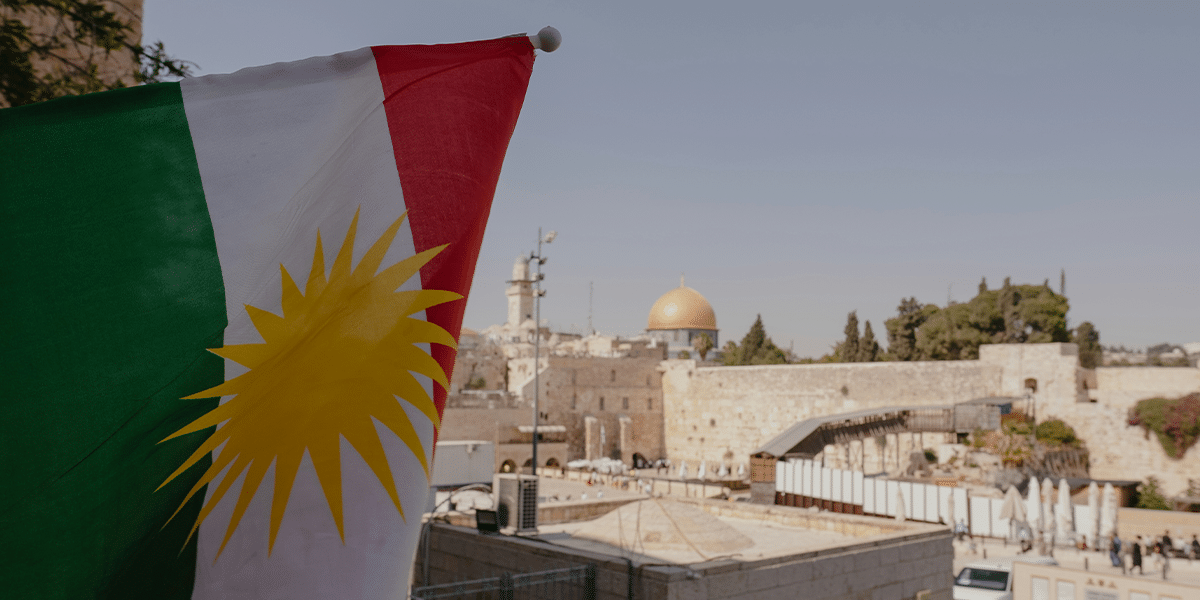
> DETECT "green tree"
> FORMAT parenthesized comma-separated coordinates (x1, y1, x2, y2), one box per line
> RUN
(720, 340, 740, 365)
(1072, 321, 1102, 369)
(722, 315, 788, 365)
(691, 332, 714, 361)
(1135, 476, 1171, 511)
(1, 0, 194, 108)
(858, 320, 880, 362)
(837, 311, 859, 362)
(677, 349, 690, 359)
(885, 297, 934, 361)
(882, 277, 1070, 361)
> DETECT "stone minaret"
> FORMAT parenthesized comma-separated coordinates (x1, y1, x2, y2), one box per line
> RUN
(506, 256, 533, 327)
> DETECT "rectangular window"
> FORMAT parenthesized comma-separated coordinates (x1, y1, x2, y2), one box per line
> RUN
(647, 398, 653, 410)
(599, 397, 604, 411)
(571, 393, 576, 410)
(1030, 577, 1047, 600)
(1054, 581, 1074, 600)
(622, 397, 629, 410)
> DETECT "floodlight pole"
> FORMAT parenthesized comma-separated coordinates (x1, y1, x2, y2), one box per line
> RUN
(529, 228, 554, 478)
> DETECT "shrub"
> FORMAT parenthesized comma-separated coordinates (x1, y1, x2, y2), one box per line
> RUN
(1128, 393, 1200, 459)
(1035, 419, 1080, 447)
(1135, 476, 1171, 510)
(924, 449, 937, 463)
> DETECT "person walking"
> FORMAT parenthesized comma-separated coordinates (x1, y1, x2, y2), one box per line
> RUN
(1132, 535, 1144, 574)
(1110, 533, 1124, 571)
(1190, 534, 1199, 563)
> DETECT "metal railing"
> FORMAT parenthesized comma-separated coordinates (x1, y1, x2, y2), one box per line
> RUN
(411, 564, 597, 600)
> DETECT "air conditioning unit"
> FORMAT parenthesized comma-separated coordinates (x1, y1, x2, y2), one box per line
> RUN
(494, 474, 538, 534)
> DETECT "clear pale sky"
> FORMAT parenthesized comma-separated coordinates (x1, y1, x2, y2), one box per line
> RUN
(144, 1, 1199, 357)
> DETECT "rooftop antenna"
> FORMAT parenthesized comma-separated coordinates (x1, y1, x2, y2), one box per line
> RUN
(588, 280, 594, 335)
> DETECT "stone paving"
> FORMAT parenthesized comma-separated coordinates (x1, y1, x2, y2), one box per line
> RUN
(951, 536, 1200, 588)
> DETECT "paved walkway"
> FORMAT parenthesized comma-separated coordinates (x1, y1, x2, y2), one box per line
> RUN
(952, 537, 1200, 588)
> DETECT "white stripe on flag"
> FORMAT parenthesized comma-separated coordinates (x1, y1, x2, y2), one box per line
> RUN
(181, 48, 434, 599)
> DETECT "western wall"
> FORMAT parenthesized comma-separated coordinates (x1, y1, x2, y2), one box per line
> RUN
(661, 342, 1200, 496)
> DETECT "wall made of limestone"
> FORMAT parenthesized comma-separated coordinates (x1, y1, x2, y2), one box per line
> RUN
(1041, 365, 1200, 497)
(978, 343, 1082, 402)
(662, 358, 1002, 466)
(1091, 367, 1200, 408)
(440, 407, 527, 443)
(532, 356, 665, 462)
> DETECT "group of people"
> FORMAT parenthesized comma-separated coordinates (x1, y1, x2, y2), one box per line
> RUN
(1107, 530, 1200, 577)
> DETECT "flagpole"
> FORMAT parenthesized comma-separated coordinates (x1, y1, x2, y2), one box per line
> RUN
(527, 26, 562, 52)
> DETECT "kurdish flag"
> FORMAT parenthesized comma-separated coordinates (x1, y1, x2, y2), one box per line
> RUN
(2, 37, 535, 598)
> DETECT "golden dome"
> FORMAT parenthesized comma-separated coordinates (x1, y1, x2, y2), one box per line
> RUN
(647, 277, 717, 331)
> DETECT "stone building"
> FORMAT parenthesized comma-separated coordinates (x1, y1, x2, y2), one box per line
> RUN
(442, 264, 689, 467)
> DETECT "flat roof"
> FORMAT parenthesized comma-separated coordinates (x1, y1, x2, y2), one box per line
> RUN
(536, 496, 946, 568)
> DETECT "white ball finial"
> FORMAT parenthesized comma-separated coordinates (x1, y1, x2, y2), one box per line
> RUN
(535, 26, 561, 52)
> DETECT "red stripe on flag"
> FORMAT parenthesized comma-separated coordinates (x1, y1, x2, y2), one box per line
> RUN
(372, 39, 535, 422)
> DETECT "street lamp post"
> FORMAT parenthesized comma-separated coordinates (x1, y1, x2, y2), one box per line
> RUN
(529, 228, 555, 477)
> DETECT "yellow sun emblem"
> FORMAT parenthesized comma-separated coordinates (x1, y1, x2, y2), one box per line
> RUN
(158, 209, 459, 558)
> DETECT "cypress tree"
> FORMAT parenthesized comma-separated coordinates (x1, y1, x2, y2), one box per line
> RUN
(859, 320, 880, 362)
(840, 311, 860, 362)
(741, 315, 766, 359)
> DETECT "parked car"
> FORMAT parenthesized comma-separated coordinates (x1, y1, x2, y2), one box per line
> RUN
(953, 555, 1058, 600)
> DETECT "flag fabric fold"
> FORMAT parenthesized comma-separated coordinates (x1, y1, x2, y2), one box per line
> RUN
(2, 36, 535, 599)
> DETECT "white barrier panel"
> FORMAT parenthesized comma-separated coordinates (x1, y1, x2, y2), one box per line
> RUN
(852, 471, 864, 507)
(821, 466, 832, 501)
(864, 475, 876, 513)
(952, 488, 969, 529)
(967, 496, 1003, 538)
(801, 460, 811, 497)
(923, 483, 939, 523)
(885, 480, 900, 518)
(1075, 504, 1094, 544)
(775, 460, 785, 494)
(936, 487, 945, 525)
(789, 459, 800, 495)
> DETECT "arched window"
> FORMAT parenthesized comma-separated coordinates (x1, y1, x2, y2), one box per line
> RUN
(1025, 378, 1038, 393)
(599, 397, 605, 411)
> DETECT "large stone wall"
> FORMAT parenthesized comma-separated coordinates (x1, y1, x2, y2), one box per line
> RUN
(662, 344, 1200, 496)
(1039, 366, 1200, 497)
(661, 358, 1002, 468)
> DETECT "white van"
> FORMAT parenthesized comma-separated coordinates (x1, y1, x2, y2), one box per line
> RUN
(952, 555, 1058, 600)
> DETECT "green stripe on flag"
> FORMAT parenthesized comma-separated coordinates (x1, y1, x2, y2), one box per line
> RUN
(1, 84, 225, 598)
